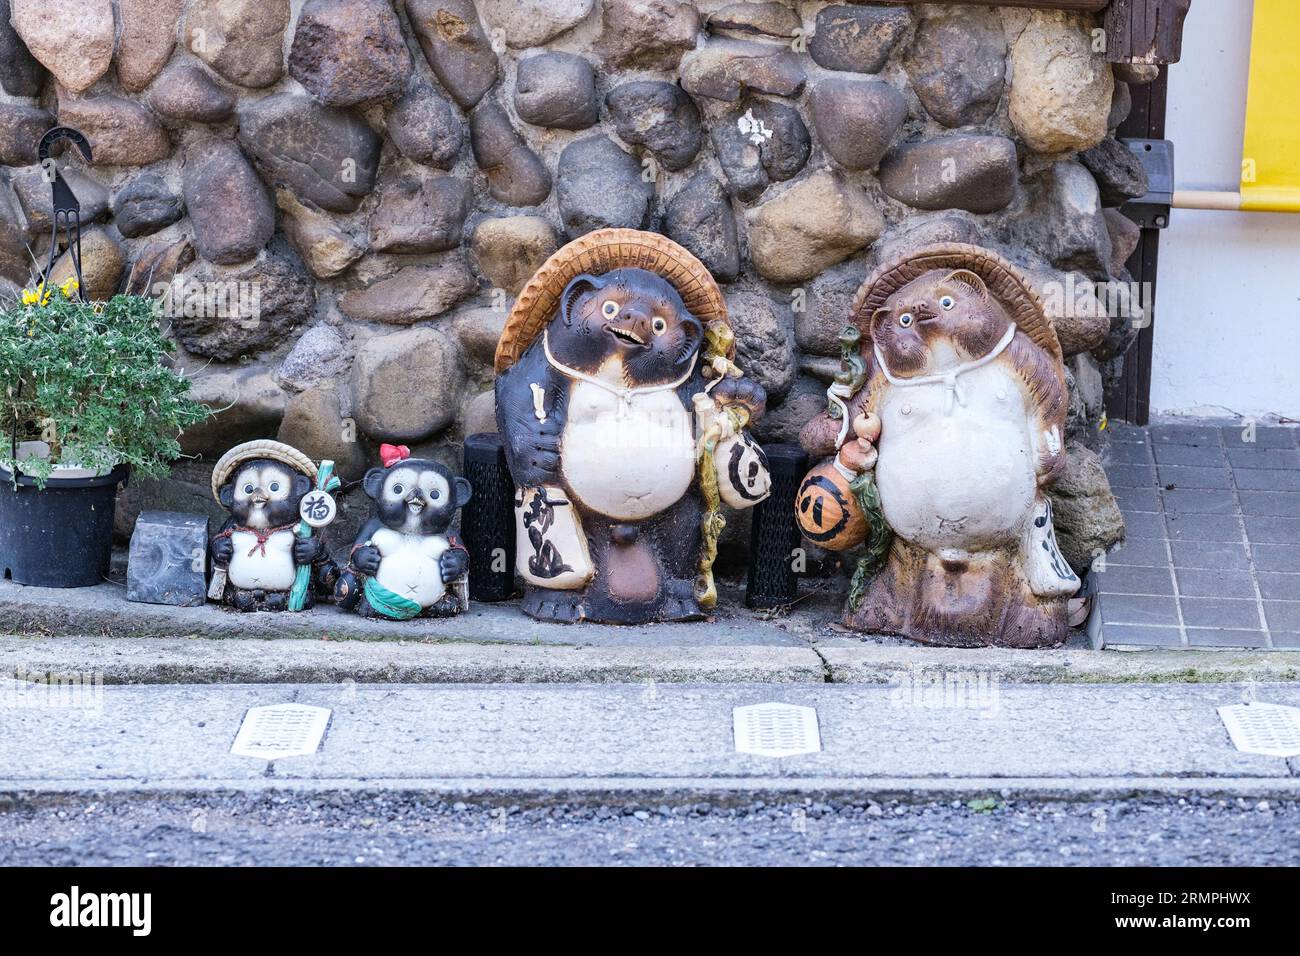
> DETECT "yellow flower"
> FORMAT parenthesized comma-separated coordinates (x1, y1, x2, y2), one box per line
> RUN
(59, 277, 78, 298)
(21, 288, 37, 306)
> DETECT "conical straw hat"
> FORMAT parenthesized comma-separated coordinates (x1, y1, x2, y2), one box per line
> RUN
(210, 439, 317, 502)
(849, 242, 1063, 365)
(494, 228, 731, 374)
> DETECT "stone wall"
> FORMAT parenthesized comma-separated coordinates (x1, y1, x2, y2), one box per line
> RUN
(0, 0, 1139, 570)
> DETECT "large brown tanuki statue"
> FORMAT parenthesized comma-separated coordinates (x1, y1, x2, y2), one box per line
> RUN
(495, 229, 771, 625)
(796, 244, 1080, 648)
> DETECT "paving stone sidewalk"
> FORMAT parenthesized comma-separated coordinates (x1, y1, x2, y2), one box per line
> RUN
(1099, 420, 1300, 650)
(3, 682, 1298, 798)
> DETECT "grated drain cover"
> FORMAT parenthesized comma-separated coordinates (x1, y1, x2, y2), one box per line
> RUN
(1218, 702, 1300, 758)
(733, 703, 821, 757)
(231, 703, 331, 760)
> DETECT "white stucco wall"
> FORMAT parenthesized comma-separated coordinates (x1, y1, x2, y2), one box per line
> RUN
(1152, 0, 1300, 420)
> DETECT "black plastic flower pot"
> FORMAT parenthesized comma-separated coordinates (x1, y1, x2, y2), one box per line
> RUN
(0, 464, 129, 588)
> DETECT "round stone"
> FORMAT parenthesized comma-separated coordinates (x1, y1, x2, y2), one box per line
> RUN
(470, 99, 554, 207)
(746, 171, 884, 283)
(146, 62, 238, 123)
(809, 79, 906, 171)
(1009, 11, 1114, 154)
(904, 7, 1006, 128)
(470, 216, 560, 295)
(514, 53, 600, 131)
(556, 135, 655, 239)
(810, 5, 912, 74)
(184, 0, 291, 89)
(10, 0, 114, 93)
(182, 137, 275, 265)
(879, 134, 1019, 214)
(288, 0, 410, 107)
(605, 81, 703, 172)
(351, 327, 467, 443)
(112, 172, 186, 239)
(386, 83, 463, 170)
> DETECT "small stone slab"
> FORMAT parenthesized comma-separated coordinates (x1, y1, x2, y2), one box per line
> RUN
(127, 511, 210, 607)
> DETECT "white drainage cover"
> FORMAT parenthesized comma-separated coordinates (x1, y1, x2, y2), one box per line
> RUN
(733, 703, 821, 757)
(1218, 702, 1300, 758)
(231, 703, 331, 760)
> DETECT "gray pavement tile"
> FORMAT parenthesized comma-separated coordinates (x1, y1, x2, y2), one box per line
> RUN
(1116, 487, 1162, 512)
(1153, 443, 1228, 467)
(1244, 515, 1300, 545)
(1107, 536, 1170, 568)
(1121, 511, 1167, 539)
(1253, 544, 1300, 573)
(1104, 463, 1158, 488)
(1185, 629, 1270, 649)
(1161, 488, 1238, 515)
(1227, 447, 1300, 470)
(1106, 441, 1155, 465)
(1238, 491, 1300, 517)
(1257, 572, 1300, 601)
(1222, 425, 1298, 449)
(1100, 623, 1183, 647)
(1157, 464, 1234, 490)
(1175, 568, 1258, 600)
(1170, 538, 1252, 570)
(1164, 512, 1244, 542)
(1149, 424, 1222, 445)
(1273, 632, 1300, 648)
(1234, 468, 1300, 492)
(1263, 601, 1300, 633)
(1094, 565, 1174, 596)
(1118, 512, 1170, 541)
(1178, 597, 1264, 630)
(1100, 593, 1181, 626)
(1104, 423, 1149, 443)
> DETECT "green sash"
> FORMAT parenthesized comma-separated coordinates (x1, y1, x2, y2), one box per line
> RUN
(363, 577, 423, 621)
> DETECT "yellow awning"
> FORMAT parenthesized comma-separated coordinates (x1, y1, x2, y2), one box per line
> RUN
(1240, 0, 1300, 212)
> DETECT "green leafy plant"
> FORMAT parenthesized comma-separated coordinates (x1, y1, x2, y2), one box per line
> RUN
(0, 279, 209, 487)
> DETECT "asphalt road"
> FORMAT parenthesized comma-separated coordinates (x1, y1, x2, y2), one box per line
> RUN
(2, 793, 1296, 866)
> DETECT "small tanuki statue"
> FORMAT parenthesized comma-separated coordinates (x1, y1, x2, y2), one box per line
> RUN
(796, 244, 1080, 648)
(494, 228, 772, 624)
(334, 444, 472, 620)
(209, 440, 338, 612)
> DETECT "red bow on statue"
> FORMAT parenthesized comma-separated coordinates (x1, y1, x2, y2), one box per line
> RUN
(379, 444, 411, 468)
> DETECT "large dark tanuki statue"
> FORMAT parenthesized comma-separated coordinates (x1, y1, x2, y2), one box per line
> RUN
(796, 244, 1080, 648)
(495, 229, 772, 625)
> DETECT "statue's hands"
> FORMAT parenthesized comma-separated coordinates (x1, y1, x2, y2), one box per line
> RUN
(353, 545, 382, 576)
(836, 412, 881, 475)
(439, 547, 469, 583)
(293, 535, 324, 565)
(710, 375, 767, 421)
(211, 536, 233, 568)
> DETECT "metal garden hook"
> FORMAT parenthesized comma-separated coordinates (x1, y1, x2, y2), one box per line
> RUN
(37, 126, 92, 299)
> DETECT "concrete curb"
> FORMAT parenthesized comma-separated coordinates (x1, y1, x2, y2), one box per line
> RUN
(0, 636, 829, 684)
(4, 635, 1300, 685)
(819, 645, 1300, 684)
(5, 776, 1300, 803)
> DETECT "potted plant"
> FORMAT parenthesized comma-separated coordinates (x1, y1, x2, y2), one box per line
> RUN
(0, 278, 210, 587)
